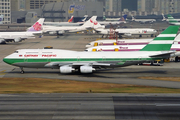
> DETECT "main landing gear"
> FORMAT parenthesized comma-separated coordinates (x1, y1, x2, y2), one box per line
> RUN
(20, 67, 24, 74)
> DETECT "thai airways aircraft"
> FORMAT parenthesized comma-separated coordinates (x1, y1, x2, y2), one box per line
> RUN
(42, 16, 97, 36)
(167, 15, 180, 25)
(43, 15, 88, 26)
(0, 18, 44, 44)
(98, 14, 127, 25)
(94, 21, 157, 38)
(0, 14, 4, 24)
(131, 15, 156, 23)
(3, 26, 179, 74)
(86, 33, 180, 48)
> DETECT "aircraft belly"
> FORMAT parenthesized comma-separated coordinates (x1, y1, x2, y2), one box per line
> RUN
(13, 62, 48, 68)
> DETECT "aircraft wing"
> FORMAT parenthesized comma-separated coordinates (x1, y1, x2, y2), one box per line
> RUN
(44, 61, 124, 68)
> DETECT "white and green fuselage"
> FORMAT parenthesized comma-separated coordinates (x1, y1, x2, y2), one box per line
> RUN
(3, 26, 179, 73)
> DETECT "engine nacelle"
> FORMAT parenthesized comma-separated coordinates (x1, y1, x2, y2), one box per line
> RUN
(49, 31, 56, 35)
(59, 66, 75, 73)
(58, 30, 64, 34)
(0, 39, 5, 44)
(124, 33, 132, 36)
(14, 37, 22, 42)
(80, 66, 95, 73)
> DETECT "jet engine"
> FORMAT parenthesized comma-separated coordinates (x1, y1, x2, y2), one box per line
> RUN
(49, 31, 56, 35)
(58, 30, 64, 34)
(14, 37, 22, 42)
(59, 66, 75, 73)
(0, 39, 5, 44)
(80, 66, 95, 73)
(124, 33, 132, 36)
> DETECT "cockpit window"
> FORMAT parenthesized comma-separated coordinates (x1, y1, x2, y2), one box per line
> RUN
(14, 51, 18, 53)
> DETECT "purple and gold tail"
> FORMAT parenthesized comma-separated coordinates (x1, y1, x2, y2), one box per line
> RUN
(27, 18, 45, 32)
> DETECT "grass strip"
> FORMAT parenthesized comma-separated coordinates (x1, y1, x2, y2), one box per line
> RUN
(0, 77, 180, 94)
(139, 77, 180, 82)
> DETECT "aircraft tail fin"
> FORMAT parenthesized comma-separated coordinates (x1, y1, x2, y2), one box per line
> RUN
(68, 16, 74, 22)
(0, 15, 3, 24)
(93, 21, 105, 29)
(27, 18, 45, 32)
(140, 25, 179, 51)
(79, 15, 88, 22)
(162, 13, 167, 21)
(131, 15, 135, 21)
(103, 15, 106, 20)
(81, 16, 97, 28)
(119, 14, 127, 21)
(167, 15, 178, 24)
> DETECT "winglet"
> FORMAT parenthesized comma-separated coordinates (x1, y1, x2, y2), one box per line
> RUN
(27, 18, 45, 32)
(140, 25, 179, 51)
(68, 16, 74, 22)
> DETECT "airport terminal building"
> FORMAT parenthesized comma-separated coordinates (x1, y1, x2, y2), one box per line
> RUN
(11, 0, 104, 23)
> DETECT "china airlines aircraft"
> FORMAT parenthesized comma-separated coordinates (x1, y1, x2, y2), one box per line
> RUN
(3, 26, 180, 74)
(0, 18, 44, 44)
(42, 16, 97, 36)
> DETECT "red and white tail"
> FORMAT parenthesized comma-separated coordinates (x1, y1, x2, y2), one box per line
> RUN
(81, 16, 97, 27)
(68, 16, 74, 22)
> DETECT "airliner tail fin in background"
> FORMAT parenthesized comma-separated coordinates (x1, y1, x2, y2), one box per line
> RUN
(140, 25, 179, 51)
(131, 15, 135, 21)
(0, 15, 4, 24)
(82, 16, 97, 28)
(27, 18, 45, 32)
(79, 15, 88, 22)
(68, 16, 74, 22)
(167, 15, 178, 24)
(162, 13, 167, 21)
(119, 14, 127, 22)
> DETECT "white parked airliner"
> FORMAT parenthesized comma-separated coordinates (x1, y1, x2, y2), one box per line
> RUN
(3, 26, 180, 74)
(0, 18, 44, 44)
(42, 16, 97, 35)
(131, 15, 156, 23)
(94, 21, 157, 38)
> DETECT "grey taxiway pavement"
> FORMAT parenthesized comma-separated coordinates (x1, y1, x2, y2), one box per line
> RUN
(0, 93, 180, 120)
(0, 34, 180, 89)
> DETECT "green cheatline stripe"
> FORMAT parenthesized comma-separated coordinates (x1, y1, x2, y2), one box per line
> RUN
(3, 58, 161, 65)
(153, 37, 175, 40)
(140, 44, 172, 51)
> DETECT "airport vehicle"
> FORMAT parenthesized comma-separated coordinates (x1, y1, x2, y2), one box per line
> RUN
(131, 15, 156, 23)
(0, 18, 44, 44)
(0, 14, 3, 24)
(94, 21, 157, 38)
(3, 26, 179, 74)
(98, 14, 127, 25)
(43, 15, 88, 26)
(167, 15, 180, 25)
(42, 16, 97, 36)
(86, 33, 180, 48)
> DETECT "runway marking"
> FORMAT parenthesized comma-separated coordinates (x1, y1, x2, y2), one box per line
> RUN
(0, 70, 6, 75)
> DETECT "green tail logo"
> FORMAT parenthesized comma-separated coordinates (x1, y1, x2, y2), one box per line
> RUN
(140, 25, 179, 51)
(167, 15, 178, 24)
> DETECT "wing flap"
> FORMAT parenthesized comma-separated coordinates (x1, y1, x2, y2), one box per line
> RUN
(149, 51, 175, 57)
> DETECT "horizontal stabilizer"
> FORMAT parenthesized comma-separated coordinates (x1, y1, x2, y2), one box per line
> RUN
(149, 51, 175, 57)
